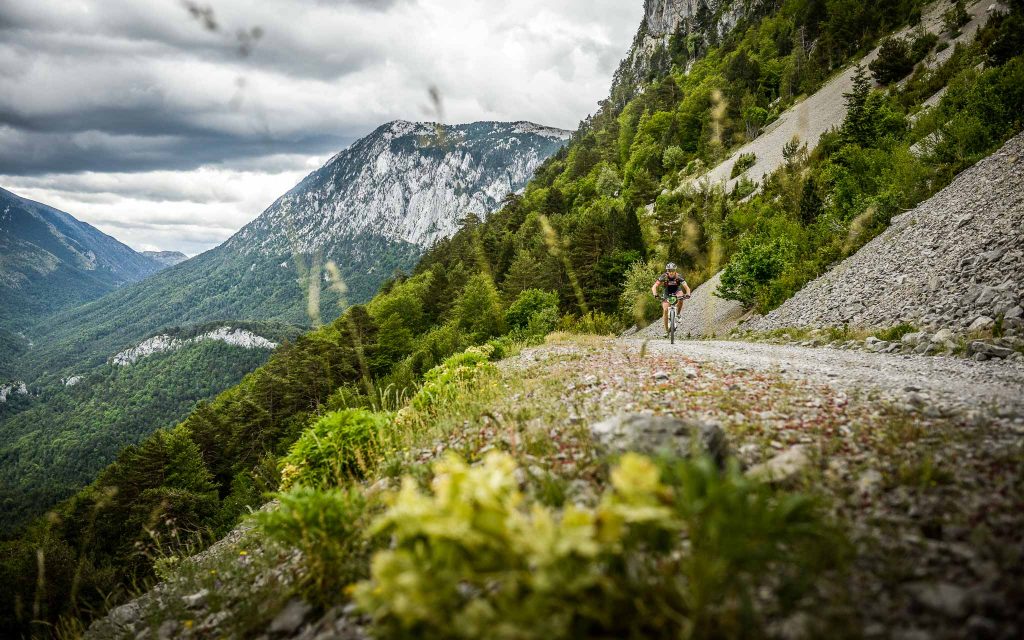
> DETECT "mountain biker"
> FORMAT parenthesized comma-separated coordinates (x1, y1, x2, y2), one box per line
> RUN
(651, 262, 691, 337)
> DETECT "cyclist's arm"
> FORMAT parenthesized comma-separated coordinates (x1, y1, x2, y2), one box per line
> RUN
(651, 279, 661, 297)
(683, 281, 691, 296)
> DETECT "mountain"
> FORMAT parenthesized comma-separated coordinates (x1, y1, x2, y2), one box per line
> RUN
(0, 119, 568, 531)
(141, 250, 189, 267)
(0, 187, 162, 335)
(14, 120, 570, 380)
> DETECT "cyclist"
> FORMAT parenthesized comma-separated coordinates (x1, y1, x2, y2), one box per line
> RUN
(651, 262, 691, 337)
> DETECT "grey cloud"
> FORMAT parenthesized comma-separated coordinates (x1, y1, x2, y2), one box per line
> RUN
(0, 0, 641, 252)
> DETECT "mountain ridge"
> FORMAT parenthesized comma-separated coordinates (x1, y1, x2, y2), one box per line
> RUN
(0, 187, 164, 342)
(13, 119, 569, 381)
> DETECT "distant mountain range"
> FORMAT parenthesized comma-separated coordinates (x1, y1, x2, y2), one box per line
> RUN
(15, 120, 570, 380)
(141, 250, 189, 267)
(0, 119, 568, 530)
(0, 187, 164, 332)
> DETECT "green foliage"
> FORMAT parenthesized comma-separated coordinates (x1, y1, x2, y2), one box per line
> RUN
(870, 36, 914, 84)
(255, 485, 373, 599)
(841, 63, 875, 145)
(0, 323, 298, 534)
(986, 6, 1024, 66)
(280, 409, 392, 490)
(504, 289, 559, 331)
(874, 322, 916, 342)
(455, 274, 506, 341)
(619, 259, 663, 327)
(909, 30, 939, 62)
(356, 452, 846, 640)
(662, 145, 688, 172)
(406, 346, 498, 419)
(730, 152, 757, 178)
(557, 311, 619, 336)
(718, 236, 795, 310)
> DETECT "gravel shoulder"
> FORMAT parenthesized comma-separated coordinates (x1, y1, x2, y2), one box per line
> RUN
(636, 337, 1024, 424)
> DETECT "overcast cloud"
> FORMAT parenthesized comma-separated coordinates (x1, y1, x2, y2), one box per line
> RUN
(0, 0, 641, 254)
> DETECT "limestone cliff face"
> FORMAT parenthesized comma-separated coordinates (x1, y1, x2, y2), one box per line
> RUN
(611, 0, 766, 102)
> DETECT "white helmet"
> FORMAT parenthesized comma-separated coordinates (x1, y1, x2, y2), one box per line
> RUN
(665, 262, 677, 271)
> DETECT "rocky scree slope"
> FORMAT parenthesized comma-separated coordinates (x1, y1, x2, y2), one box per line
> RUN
(748, 131, 1024, 339)
(695, 0, 995, 192)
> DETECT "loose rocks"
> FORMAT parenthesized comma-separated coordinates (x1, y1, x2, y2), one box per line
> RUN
(747, 133, 1024, 336)
(590, 413, 728, 465)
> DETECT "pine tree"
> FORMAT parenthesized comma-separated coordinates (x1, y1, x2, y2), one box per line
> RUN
(799, 176, 824, 224)
(841, 63, 872, 146)
(455, 273, 505, 340)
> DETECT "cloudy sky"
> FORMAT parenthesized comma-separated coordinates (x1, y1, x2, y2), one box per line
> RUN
(0, 0, 641, 255)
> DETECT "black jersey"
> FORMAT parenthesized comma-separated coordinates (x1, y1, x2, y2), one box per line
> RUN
(657, 272, 687, 294)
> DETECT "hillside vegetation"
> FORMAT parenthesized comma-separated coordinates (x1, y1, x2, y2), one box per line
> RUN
(0, 322, 301, 535)
(2, 0, 1022, 636)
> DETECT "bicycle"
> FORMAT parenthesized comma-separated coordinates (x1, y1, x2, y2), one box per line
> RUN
(656, 292, 690, 344)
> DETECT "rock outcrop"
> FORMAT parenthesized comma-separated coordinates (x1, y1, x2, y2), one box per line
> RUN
(747, 132, 1024, 335)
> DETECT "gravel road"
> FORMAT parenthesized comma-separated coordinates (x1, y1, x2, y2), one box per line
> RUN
(635, 337, 1024, 422)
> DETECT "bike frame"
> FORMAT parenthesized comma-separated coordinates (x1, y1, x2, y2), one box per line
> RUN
(666, 294, 679, 344)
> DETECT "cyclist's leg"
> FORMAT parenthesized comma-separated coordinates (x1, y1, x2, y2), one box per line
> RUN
(661, 299, 669, 331)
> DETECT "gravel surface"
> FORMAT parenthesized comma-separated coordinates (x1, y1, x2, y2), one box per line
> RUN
(749, 131, 1024, 334)
(637, 337, 1024, 423)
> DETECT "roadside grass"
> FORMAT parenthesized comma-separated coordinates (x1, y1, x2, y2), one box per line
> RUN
(129, 334, 1022, 638)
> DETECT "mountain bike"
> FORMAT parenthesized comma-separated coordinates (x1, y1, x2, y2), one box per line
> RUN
(657, 293, 690, 344)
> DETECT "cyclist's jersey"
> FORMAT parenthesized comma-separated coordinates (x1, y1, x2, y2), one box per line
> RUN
(657, 272, 687, 295)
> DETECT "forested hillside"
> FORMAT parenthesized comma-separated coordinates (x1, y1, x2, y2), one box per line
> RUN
(0, 188, 165, 372)
(0, 321, 301, 535)
(2, 0, 1022, 636)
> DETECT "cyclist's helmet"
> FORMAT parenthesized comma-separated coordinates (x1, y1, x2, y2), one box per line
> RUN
(666, 262, 677, 271)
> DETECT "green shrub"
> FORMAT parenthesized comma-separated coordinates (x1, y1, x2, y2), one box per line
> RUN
(355, 452, 846, 640)
(910, 31, 939, 62)
(717, 235, 795, 310)
(662, 145, 687, 171)
(406, 346, 498, 417)
(874, 322, 916, 342)
(557, 310, 618, 335)
(255, 485, 374, 599)
(730, 152, 757, 178)
(870, 37, 914, 84)
(280, 409, 392, 489)
(504, 289, 559, 331)
(618, 259, 662, 328)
